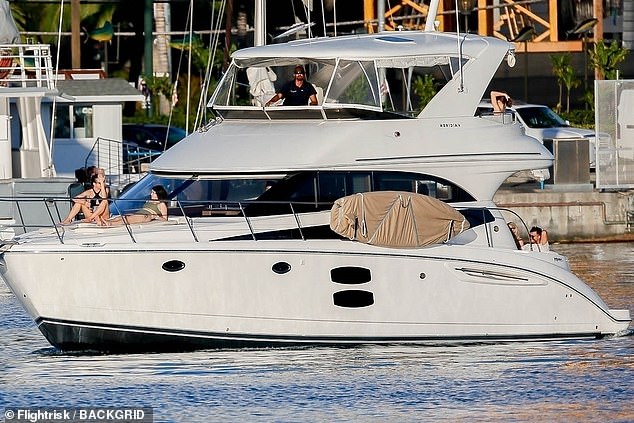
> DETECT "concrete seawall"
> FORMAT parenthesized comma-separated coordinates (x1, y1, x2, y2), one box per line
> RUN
(494, 181, 634, 243)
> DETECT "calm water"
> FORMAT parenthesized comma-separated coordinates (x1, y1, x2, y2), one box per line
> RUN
(1, 243, 633, 422)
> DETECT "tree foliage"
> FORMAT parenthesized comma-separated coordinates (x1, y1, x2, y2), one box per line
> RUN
(550, 53, 579, 113)
(413, 74, 437, 111)
(589, 39, 629, 80)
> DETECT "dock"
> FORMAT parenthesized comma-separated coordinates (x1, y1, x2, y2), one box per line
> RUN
(494, 175, 634, 243)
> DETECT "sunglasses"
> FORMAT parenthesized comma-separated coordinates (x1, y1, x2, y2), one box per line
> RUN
(294, 71, 305, 75)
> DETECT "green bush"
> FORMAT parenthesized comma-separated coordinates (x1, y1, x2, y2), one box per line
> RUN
(559, 109, 594, 129)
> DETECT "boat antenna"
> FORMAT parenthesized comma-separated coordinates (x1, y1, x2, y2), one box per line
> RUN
(46, 0, 66, 177)
(332, 0, 337, 36)
(254, 0, 266, 46)
(186, 0, 193, 135)
(454, 0, 467, 93)
(194, 0, 225, 129)
(301, 0, 313, 38)
(320, 0, 326, 36)
(424, 0, 440, 31)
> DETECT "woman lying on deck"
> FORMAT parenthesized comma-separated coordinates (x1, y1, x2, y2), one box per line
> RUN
(105, 185, 168, 226)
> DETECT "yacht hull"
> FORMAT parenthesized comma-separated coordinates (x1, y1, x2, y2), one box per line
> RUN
(1, 241, 629, 352)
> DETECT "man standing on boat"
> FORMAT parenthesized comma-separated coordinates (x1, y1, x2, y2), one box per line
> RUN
(266, 65, 318, 106)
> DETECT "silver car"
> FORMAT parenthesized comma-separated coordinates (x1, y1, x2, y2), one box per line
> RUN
(478, 101, 596, 168)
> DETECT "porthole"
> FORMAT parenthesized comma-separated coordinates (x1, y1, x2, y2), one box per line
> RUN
(162, 260, 185, 272)
(272, 262, 291, 274)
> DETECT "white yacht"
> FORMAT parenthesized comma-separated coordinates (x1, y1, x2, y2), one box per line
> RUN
(0, 17, 630, 351)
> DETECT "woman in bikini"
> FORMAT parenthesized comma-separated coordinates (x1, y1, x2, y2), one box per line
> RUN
(106, 185, 168, 226)
(61, 173, 109, 225)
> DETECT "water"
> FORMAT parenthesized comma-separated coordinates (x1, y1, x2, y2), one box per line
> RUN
(1, 243, 633, 422)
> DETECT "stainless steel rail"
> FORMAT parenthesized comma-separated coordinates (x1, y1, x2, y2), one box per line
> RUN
(0, 197, 537, 250)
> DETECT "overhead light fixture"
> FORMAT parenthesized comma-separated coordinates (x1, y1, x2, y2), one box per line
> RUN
(458, 0, 477, 15)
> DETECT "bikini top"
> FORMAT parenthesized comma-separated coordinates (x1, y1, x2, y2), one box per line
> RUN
(90, 189, 105, 209)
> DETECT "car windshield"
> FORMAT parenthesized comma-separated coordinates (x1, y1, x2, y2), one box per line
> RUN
(515, 106, 569, 128)
(123, 125, 186, 150)
(159, 127, 187, 149)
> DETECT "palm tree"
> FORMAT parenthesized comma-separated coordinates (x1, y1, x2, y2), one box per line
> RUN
(560, 65, 580, 113)
(550, 54, 570, 113)
(589, 39, 629, 80)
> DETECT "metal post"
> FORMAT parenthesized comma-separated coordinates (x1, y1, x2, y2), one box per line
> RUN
(524, 40, 528, 103)
(144, 0, 154, 116)
(254, 0, 266, 46)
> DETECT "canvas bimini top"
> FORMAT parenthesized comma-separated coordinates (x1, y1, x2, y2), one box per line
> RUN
(209, 31, 515, 120)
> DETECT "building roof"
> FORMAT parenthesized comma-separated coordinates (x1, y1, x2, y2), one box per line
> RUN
(56, 78, 144, 103)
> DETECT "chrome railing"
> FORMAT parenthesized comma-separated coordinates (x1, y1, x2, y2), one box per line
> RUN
(0, 196, 541, 251)
(84, 137, 161, 188)
(0, 197, 333, 244)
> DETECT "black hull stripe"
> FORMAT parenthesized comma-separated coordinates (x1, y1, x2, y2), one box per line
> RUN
(36, 317, 603, 353)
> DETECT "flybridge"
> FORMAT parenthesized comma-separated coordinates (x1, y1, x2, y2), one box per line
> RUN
(210, 32, 514, 120)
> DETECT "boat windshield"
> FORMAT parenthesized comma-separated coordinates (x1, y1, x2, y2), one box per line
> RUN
(115, 170, 474, 217)
(113, 174, 281, 216)
(209, 55, 455, 119)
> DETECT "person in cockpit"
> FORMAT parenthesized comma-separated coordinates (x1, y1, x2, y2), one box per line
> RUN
(266, 65, 318, 106)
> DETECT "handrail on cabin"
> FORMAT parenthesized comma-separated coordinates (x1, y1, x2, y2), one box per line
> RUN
(0, 196, 538, 250)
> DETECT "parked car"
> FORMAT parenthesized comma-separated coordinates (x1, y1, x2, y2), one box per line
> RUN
(477, 101, 597, 168)
(122, 124, 187, 173)
(123, 124, 187, 151)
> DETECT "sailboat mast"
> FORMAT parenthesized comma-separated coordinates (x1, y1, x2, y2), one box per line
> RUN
(254, 0, 266, 46)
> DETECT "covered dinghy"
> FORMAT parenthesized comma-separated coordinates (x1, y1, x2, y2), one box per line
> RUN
(330, 191, 469, 248)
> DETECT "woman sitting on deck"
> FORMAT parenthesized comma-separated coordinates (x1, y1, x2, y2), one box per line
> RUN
(61, 173, 110, 225)
(106, 185, 168, 226)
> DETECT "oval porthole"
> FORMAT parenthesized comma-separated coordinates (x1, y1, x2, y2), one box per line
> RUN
(162, 260, 185, 272)
(272, 261, 291, 274)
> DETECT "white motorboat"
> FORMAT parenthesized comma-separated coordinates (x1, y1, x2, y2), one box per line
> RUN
(0, 7, 630, 351)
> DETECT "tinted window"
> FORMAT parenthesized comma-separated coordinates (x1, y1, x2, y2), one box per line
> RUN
(122, 125, 186, 151)
(515, 107, 568, 128)
(248, 171, 474, 216)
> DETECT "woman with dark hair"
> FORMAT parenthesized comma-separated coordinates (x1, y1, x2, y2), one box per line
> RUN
(61, 173, 109, 225)
(106, 185, 168, 226)
(490, 90, 512, 113)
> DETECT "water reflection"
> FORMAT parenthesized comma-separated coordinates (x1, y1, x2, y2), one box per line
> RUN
(554, 243, 634, 311)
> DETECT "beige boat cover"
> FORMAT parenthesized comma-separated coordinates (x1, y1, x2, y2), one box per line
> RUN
(330, 191, 470, 248)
